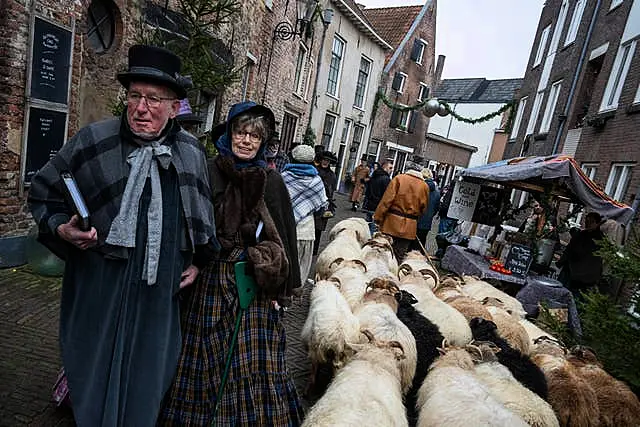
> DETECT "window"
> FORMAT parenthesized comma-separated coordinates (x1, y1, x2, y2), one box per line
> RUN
(600, 41, 636, 111)
(533, 25, 551, 67)
(346, 125, 366, 174)
(280, 112, 298, 153)
(354, 56, 372, 109)
(605, 163, 633, 201)
(540, 80, 562, 133)
(365, 139, 381, 164)
(327, 36, 345, 97)
(391, 72, 407, 93)
(240, 55, 256, 101)
(390, 107, 411, 130)
(293, 44, 308, 95)
(565, 0, 586, 46)
(321, 113, 337, 149)
(526, 91, 544, 135)
(410, 39, 427, 65)
(509, 96, 528, 140)
(610, 0, 623, 11)
(87, 0, 117, 53)
(635, 82, 640, 103)
(418, 83, 430, 102)
(571, 163, 598, 225)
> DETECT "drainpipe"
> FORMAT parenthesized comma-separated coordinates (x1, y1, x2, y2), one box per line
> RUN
(308, 9, 334, 126)
(552, 0, 602, 154)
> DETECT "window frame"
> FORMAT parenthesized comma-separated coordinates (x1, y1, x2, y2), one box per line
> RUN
(412, 39, 428, 65)
(321, 113, 338, 149)
(293, 43, 308, 96)
(533, 25, 551, 67)
(353, 55, 372, 109)
(395, 72, 407, 94)
(564, 0, 586, 46)
(600, 40, 636, 111)
(605, 163, 633, 201)
(326, 35, 346, 97)
(87, 0, 117, 54)
(418, 83, 429, 102)
(526, 91, 545, 136)
(540, 80, 563, 133)
(509, 96, 528, 140)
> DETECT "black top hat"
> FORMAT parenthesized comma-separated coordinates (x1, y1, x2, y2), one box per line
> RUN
(117, 45, 187, 98)
(321, 150, 338, 163)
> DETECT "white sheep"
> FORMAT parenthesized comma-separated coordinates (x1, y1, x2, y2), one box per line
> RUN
(416, 346, 528, 427)
(361, 234, 399, 280)
(461, 276, 527, 318)
(315, 228, 362, 279)
(398, 250, 439, 289)
(485, 305, 531, 355)
(302, 333, 408, 427)
(300, 277, 362, 376)
(520, 318, 557, 347)
(328, 217, 371, 245)
(474, 361, 560, 427)
(329, 259, 369, 310)
(354, 300, 417, 394)
(400, 275, 472, 347)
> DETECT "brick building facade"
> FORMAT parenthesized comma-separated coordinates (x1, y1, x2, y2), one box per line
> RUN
(363, 0, 438, 175)
(504, 0, 640, 211)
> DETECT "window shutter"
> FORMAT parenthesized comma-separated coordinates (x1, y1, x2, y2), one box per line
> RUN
(420, 86, 430, 101)
(391, 73, 402, 91)
(389, 109, 400, 128)
(410, 40, 421, 61)
(408, 111, 418, 133)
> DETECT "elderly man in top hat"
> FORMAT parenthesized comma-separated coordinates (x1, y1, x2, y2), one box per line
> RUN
(28, 45, 217, 426)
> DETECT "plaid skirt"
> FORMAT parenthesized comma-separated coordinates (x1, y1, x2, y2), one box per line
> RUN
(159, 253, 304, 426)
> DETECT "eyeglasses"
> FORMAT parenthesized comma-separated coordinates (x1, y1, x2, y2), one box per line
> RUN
(232, 130, 262, 143)
(127, 92, 176, 108)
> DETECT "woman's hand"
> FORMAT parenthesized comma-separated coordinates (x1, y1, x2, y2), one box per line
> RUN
(180, 264, 200, 289)
(56, 215, 98, 250)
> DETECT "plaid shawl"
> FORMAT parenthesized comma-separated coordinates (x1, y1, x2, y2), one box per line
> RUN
(28, 116, 217, 259)
(281, 164, 327, 224)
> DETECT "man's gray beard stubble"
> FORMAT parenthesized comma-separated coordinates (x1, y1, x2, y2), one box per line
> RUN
(130, 116, 170, 141)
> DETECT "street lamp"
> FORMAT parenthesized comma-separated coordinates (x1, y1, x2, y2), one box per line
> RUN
(261, 0, 319, 103)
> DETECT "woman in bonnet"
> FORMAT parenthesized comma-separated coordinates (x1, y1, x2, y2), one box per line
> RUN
(160, 102, 303, 425)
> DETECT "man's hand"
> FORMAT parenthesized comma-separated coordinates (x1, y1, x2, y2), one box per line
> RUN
(56, 215, 98, 250)
(180, 264, 199, 289)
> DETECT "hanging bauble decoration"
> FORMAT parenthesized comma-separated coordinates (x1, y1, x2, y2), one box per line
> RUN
(437, 103, 449, 116)
(423, 98, 441, 117)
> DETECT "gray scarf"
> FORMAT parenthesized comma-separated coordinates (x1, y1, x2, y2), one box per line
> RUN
(106, 138, 172, 285)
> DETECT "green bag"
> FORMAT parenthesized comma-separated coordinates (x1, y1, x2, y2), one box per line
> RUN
(234, 261, 258, 309)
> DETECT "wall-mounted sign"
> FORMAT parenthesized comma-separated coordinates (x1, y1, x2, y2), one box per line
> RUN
(472, 186, 505, 226)
(447, 181, 481, 221)
(24, 107, 67, 183)
(30, 17, 72, 104)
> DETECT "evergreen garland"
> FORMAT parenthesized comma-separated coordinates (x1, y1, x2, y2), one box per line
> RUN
(373, 90, 517, 129)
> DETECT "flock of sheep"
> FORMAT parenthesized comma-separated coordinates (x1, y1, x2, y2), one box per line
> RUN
(300, 217, 640, 427)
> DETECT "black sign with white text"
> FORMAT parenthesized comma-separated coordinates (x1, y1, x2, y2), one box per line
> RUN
(30, 17, 72, 104)
(25, 107, 67, 183)
(505, 244, 534, 278)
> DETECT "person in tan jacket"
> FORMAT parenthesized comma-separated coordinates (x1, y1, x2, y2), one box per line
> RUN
(374, 162, 430, 260)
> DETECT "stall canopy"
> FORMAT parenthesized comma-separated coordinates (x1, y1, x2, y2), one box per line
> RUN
(459, 155, 635, 224)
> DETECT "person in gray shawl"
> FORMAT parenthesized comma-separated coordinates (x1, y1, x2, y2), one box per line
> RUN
(28, 45, 218, 426)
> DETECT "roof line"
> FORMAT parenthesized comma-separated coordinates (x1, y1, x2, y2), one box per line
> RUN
(334, 0, 393, 50)
(383, 0, 433, 73)
(426, 132, 479, 152)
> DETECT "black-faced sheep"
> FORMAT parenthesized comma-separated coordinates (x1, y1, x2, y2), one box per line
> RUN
(302, 332, 409, 427)
(394, 289, 444, 426)
(470, 317, 548, 400)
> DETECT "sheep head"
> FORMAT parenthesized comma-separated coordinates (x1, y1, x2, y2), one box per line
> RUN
(433, 345, 476, 370)
(568, 345, 602, 367)
(355, 329, 406, 361)
(469, 317, 499, 343)
(531, 335, 567, 358)
(466, 341, 500, 363)
(372, 232, 394, 245)
(395, 289, 418, 305)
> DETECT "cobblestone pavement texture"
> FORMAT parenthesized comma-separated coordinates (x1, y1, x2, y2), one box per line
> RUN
(0, 192, 439, 425)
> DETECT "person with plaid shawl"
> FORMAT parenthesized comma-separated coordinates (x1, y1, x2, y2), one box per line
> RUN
(27, 45, 218, 427)
(282, 144, 328, 282)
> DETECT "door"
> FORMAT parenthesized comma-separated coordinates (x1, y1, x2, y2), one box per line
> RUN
(280, 112, 298, 153)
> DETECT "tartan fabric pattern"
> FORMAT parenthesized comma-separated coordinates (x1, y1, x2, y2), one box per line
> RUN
(281, 169, 328, 224)
(28, 117, 216, 258)
(274, 153, 289, 172)
(160, 235, 304, 426)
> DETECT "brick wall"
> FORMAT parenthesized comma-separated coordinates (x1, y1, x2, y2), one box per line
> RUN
(371, 2, 437, 163)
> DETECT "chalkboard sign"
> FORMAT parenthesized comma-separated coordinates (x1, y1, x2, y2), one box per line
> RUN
(24, 107, 67, 183)
(30, 17, 72, 104)
(472, 186, 505, 226)
(505, 244, 533, 278)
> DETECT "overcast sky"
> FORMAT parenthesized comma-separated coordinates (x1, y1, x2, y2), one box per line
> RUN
(357, 0, 546, 79)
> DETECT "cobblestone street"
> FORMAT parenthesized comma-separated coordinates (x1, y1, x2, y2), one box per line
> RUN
(0, 192, 438, 425)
